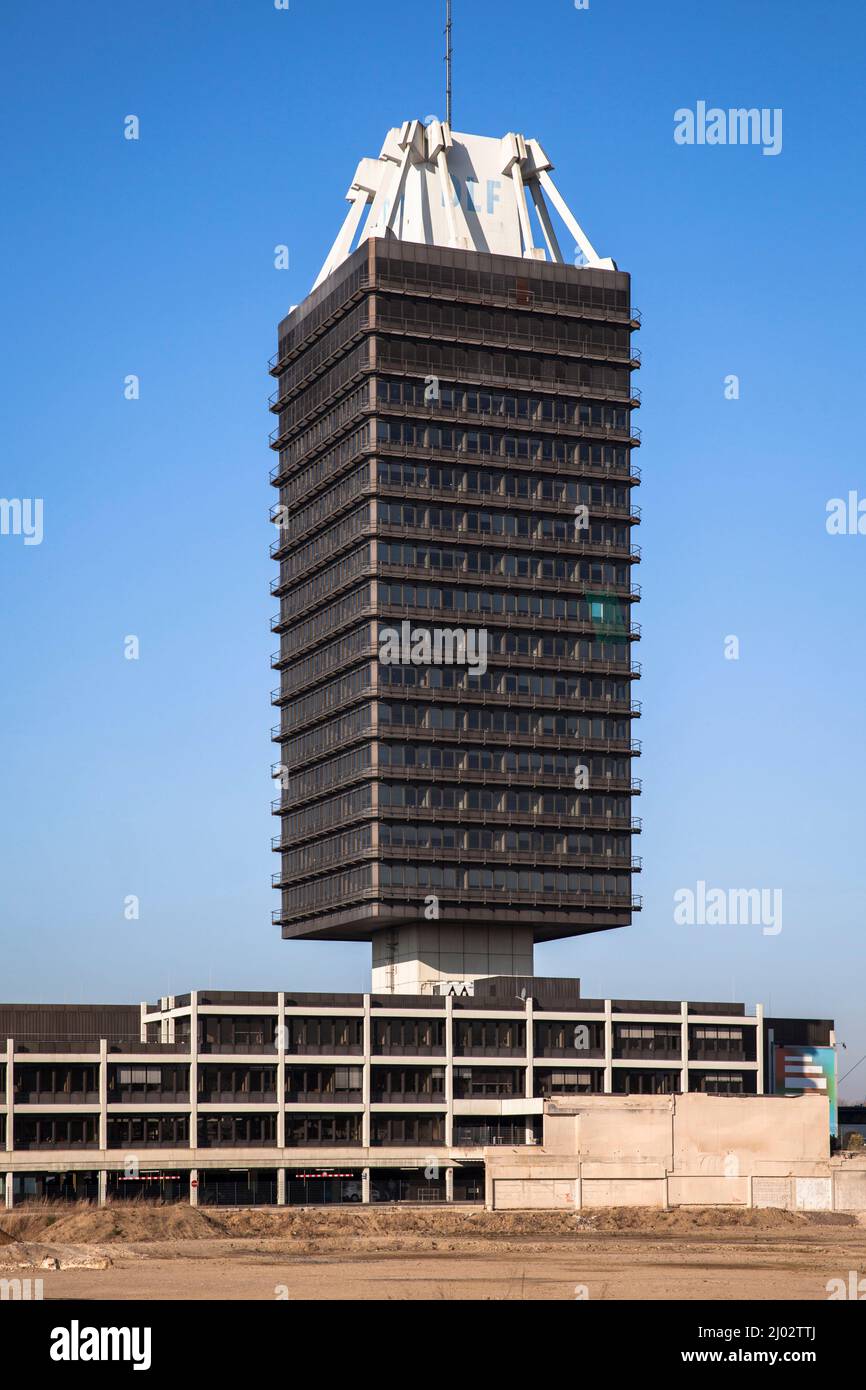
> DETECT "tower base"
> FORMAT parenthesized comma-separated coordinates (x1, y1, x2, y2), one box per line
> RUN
(371, 925, 534, 995)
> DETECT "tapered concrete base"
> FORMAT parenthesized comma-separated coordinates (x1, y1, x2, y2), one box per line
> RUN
(371, 925, 534, 994)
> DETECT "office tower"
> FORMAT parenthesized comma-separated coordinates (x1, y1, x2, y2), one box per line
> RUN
(269, 122, 641, 992)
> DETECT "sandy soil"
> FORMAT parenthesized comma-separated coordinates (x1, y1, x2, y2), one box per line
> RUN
(2, 1205, 864, 1300)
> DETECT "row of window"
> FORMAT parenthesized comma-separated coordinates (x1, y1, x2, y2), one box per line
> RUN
(277, 381, 369, 478)
(281, 664, 371, 729)
(140, 1018, 750, 1059)
(279, 825, 374, 880)
(379, 703, 630, 741)
(378, 744, 630, 780)
(379, 664, 631, 702)
(378, 540, 632, 587)
(376, 420, 634, 468)
(375, 378, 632, 432)
(276, 414, 369, 497)
(277, 340, 369, 433)
(371, 252, 630, 313)
(278, 544, 368, 614)
(289, 1066, 363, 1095)
(378, 784, 631, 818)
(377, 459, 634, 505)
(279, 744, 372, 810)
(482, 634, 628, 662)
(618, 1025, 680, 1052)
(378, 824, 631, 858)
(277, 783, 373, 844)
(278, 505, 369, 582)
(378, 500, 630, 546)
(378, 864, 631, 895)
(376, 339, 630, 396)
(278, 704, 373, 772)
(275, 260, 367, 363)
(9, 1114, 500, 1148)
(378, 580, 628, 626)
(279, 624, 370, 696)
(275, 460, 370, 543)
(370, 1067, 443, 1097)
(277, 585, 371, 658)
(276, 301, 369, 398)
(13, 1066, 99, 1096)
(375, 296, 631, 354)
(198, 1067, 276, 1094)
(281, 865, 374, 913)
(6, 1057, 755, 1099)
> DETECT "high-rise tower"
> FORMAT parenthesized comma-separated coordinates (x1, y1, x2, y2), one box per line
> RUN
(269, 121, 642, 992)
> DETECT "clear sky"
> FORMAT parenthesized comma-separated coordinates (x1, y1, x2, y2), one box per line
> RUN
(1, 0, 864, 1098)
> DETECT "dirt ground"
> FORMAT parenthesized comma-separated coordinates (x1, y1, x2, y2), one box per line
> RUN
(2, 1204, 864, 1300)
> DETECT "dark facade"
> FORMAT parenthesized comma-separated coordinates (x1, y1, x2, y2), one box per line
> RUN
(269, 238, 642, 945)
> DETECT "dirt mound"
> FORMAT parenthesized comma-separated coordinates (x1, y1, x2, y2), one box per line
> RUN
(573, 1206, 827, 1233)
(3, 1205, 220, 1245)
(2, 1202, 854, 1248)
(208, 1207, 587, 1240)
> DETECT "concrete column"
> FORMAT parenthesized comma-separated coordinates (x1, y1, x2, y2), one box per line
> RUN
(362, 994, 371, 1149)
(139, 1002, 148, 1044)
(5, 1173, 13, 1209)
(767, 1026, 775, 1090)
(680, 1002, 689, 1095)
(189, 1169, 199, 1207)
(445, 994, 454, 1147)
(524, 996, 536, 1143)
(755, 1003, 765, 1094)
(445, 1166, 454, 1203)
(98, 1039, 108, 1152)
(277, 992, 286, 1150)
(362, 1166, 371, 1204)
(277, 1168, 286, 1207)
(189, 992, 199, 1152)
(5, 1039, 13, 1153)
(98, 1170, 107, 1207)
(603, 1000, 613, 1093)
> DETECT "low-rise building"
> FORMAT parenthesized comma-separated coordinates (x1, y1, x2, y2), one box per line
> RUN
(0, 981, 833, 1207)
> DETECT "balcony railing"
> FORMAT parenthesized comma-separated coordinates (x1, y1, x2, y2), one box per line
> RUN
(614, 1046, 682, 1061)
(286, 1090, 363, 1104)
(689, 1048, 750, 1064)
(14, 1091, 99, 1105)
(370, 1091, 446, 1104)
(108, 1090, 190, 1105)
(535, 1046, 606, 1059)
(198, 1090, 277, 1104)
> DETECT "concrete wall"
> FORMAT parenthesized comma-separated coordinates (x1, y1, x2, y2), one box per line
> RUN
(485, 1092, 865, 1212)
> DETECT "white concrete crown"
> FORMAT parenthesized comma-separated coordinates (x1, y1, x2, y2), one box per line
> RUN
(313, 119, 616, 290)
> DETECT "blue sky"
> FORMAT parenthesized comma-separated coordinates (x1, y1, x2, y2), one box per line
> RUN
(1, 0, 864, 1097)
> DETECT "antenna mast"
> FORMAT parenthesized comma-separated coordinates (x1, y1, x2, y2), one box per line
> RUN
(445, 0, 453, 127)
